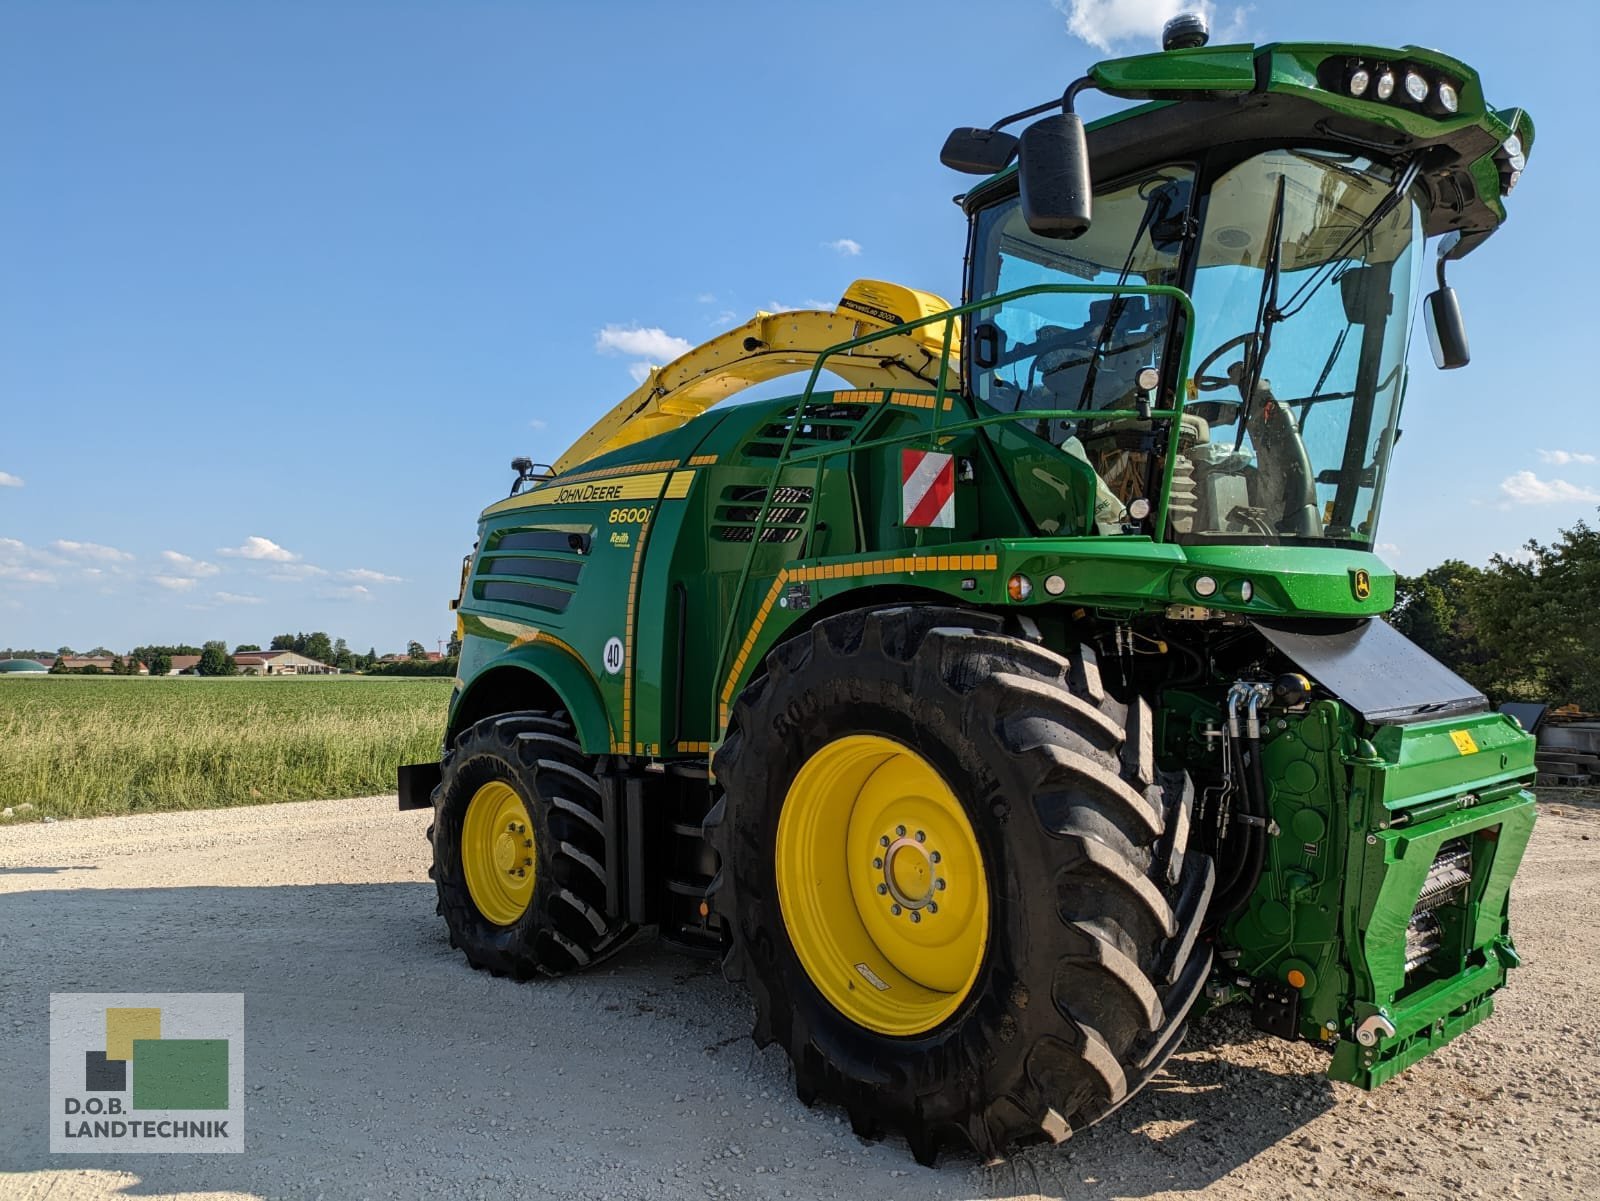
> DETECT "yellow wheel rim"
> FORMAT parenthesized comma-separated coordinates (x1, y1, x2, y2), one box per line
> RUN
(776, 734, 990, 1036)
(461, 781, 536, 926)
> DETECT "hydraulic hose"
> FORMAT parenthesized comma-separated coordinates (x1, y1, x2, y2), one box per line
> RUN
(1210, 686, 1271, 921)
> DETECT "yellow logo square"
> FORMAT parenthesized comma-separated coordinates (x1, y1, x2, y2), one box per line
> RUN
(1449, 729, 1479, 755)
(105, 1007, 161, 1062)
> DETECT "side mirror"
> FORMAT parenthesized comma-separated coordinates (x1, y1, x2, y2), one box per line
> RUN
(1018, 114, 1092, 239)
(1424, 288, 1470, 369)
(940, 127, 1019, 175)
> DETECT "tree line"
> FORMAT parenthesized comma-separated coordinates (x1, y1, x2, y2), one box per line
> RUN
(26, 632, 461, 677)
(1390, 516, 1599, 711)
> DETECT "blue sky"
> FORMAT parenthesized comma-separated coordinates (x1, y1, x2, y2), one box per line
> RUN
(2, 0, 1595, 653)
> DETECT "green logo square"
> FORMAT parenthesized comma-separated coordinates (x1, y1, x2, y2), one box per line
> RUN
(131, 1039, 229, 1110)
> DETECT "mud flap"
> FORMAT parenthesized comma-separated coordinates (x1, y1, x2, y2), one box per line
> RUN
(397, 762, 442, 811)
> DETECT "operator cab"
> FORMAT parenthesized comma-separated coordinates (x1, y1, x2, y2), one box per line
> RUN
(967, 147, 1423, 548)
(954, 35, 1523, 551)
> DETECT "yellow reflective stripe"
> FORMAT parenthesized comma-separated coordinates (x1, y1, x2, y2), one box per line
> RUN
(482, 470, 697, 517)
(716, 552, 999, 723)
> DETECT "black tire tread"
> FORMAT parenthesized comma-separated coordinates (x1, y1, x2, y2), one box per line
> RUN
(709, 605, 1213, 1163)
(430, 709, 633, 977)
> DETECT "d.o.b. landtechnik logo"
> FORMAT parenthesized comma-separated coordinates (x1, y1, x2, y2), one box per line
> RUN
(49, 993, 244, 1153)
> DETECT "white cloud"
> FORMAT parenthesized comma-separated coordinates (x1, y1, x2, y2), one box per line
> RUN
(528, 417, 548, 431)
(323, 584, 374, 602)
(596, 324, 694, 384)
(594, 325, 692, 363)
(218, 535, 299, 562)
(823, 238, 862, 257)
(341, 567, 401, 584)
(214, 591, 264, 605)
(266, 562, 328, 580)
(1498, 470, 1600, 505)
(162, 550, 221, 577)
(53, 539, 133, 562)
(0, 471, 22, 488)
(0, 537, 58, 584)
(1054, 0, 1246, 53)
(1377, 542, 1400, 554)
(153, 576, 197, 591)
(1537, 449, 1597, 466)
(708, 309, 739, 327)
(695, 292, 718, 304)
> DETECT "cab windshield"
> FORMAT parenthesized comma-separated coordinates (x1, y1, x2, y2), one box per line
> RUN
(967, 148, 1425, 547)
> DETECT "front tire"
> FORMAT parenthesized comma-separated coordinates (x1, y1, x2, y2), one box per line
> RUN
(709, 607, 1213, 1163)
(430, 711, 632, 977)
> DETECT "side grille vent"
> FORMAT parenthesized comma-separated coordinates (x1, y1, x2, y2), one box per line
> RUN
(744, 402, 871, 459)
(473, 525, 590, 613)
(712, 485, 814, 545)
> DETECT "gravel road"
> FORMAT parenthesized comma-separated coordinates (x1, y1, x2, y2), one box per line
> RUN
(1, 794, 1596, 1201)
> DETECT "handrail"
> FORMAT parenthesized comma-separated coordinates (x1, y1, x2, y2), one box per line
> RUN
(711, 280, 1197, 739)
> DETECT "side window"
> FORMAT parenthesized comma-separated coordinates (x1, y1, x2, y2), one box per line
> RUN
(969, 167, 1194, 533)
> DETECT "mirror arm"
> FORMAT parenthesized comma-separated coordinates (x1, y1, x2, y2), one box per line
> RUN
(986, 76, 1096, 133)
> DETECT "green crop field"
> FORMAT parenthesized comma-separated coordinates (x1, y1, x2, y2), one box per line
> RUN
(0, 676, 452, 821)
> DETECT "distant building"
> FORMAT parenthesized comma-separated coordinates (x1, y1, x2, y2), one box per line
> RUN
(166, 655, 203, 675)
(234, 649, 338, 676)
(0, 658, 48, 674)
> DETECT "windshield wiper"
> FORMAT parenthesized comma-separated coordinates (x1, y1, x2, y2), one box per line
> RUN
(1073, 178, 1188, 412)
(1234, 173, 1288, 448)
(1274, 158, 1421, 322)
(1234, 157, 1421, 443)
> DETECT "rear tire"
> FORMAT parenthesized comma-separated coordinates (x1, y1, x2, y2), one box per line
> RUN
(708, 606, 1213, 1163)
(430, 711, 633, 976)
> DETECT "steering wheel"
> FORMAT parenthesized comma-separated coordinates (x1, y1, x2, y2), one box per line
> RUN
(1192, 332, 1259, 394)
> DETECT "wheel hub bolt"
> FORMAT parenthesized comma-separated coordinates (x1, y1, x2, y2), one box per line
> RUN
(880, 835, 890, 847)
(872, 857, 884, 869)
(935, 878, 946, 891)
(890, 904, 903, 916)
(895, 825, 906, 837)
(915, 830, 925, 842)
(930, 851, 942, 864)
(877, 883, 888, 895)
(927, 901, 939, 914)
(910, 911, 921, 923)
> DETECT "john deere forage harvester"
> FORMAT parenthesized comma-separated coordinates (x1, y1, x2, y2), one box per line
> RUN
(401, 17, 1538, 1163)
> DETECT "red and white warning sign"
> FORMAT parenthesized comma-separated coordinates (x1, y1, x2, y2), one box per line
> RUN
(901, 449, 955, 529)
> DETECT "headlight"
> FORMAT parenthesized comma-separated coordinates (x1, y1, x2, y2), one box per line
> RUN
(1403, 71, 1429, 103)
(1347, 67, 1370, 97)
(1193, 575, 1218, 598)
(1436, 80, 1459, 113)
(1375, 70, 1396, 101)
(1503, 134, 1526, 171)
(1007, 573, 1033, 602)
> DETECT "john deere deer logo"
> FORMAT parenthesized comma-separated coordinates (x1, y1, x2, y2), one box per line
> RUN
(1352, 569, 1372, 600)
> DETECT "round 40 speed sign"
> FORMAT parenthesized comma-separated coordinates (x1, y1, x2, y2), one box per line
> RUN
(602, 637, 625, 676)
